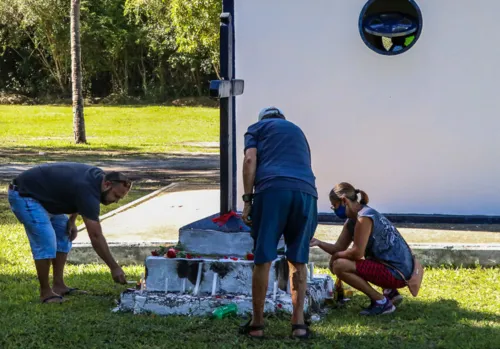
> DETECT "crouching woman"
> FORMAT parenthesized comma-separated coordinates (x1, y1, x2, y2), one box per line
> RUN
(310, 182, 414, 315)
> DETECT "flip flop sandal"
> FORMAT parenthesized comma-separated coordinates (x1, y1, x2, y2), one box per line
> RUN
(238, 318, 265, 339)
(63, 288, 87, 296)
(290, 324, 311, 340)
(42, 295, 64, 304)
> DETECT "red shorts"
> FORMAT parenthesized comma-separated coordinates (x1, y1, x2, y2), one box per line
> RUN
(356, 260, 407, 289)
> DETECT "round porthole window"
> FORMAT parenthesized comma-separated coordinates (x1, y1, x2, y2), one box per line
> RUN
(359, 0, 423, 55)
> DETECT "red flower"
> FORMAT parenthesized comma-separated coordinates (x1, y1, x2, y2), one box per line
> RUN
(231, 257, 238, 261)
(186, 253, 193, 259)
(151, 250, 159, 256)
(223, 256, 228, 259)
(166, 248, 177, 258)
(246, 253, 254, 261)
(277, 304, 283, 309)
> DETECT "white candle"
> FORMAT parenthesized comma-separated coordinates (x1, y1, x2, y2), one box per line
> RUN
(181, 278, 186, 294)
(309, 262, 314, 281)
(193, 262, 203, 296)
(140, 272, 145, 294)
(164, 278, 169, 293)
(273, 280, 278, 301)
(140, 279, 145, 295)
(211, 273, 218, 296)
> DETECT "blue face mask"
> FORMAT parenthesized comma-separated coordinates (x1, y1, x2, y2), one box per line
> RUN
(334, 204, 347, 219)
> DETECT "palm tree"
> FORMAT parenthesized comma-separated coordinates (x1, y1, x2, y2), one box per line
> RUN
(70, 0, 86, 143)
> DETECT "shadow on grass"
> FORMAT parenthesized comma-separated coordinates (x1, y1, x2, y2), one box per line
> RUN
(0, 150, 220, 189)
(1, 144, 142, 156)
(0, 268, 498, 349)
(88, 104, 219, 109)
(0, 146, 220, 162)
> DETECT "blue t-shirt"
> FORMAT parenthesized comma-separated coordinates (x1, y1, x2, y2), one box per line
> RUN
(244, 118, 317, 197)
(14, 162, 104, 221)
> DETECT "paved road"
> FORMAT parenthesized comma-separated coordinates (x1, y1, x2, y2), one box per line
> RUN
(0, 154, 220, 185)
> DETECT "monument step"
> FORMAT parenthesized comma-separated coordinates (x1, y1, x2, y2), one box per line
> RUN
(118, 274, 333, 317)
(145, 256, 294, 295)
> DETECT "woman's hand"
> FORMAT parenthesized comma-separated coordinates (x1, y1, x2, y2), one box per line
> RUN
(309, 238, 322, 247)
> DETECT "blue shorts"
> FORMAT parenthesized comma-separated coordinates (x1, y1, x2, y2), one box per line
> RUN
(8, 189, 71, 260)
(250, 190, 317, 264)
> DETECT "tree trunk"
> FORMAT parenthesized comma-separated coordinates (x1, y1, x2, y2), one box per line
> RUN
(140, 48, 148, 96)
(70, 0, 86, 144)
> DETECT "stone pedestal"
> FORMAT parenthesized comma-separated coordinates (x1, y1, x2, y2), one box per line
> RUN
(117, 213, 332, 318)
(178, 213, 284, 257)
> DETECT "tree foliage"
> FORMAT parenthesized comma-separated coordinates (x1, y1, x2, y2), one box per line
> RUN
(0, 0, 221, 101)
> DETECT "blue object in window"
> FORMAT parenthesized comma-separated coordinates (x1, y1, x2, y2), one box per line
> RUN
(363, 12, 417, 38)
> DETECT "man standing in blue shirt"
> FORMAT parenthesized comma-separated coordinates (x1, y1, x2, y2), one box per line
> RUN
(240, 107, 318, 339)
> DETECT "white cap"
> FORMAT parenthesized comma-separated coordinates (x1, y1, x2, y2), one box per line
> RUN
(258, 106, 285, 121)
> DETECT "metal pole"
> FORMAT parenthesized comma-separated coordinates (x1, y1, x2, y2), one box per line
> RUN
(219, 13, 233, 215)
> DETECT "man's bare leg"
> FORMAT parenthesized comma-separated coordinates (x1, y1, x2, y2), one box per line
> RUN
(35, 259, 62, 303)
(52, 252, 69, 295)
(52, 252, 86, 296)
(250, 262, 271, 337)
(288, 261, 307, 336)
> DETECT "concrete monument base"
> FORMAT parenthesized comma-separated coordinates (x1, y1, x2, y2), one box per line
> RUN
(117, 212, 333, 318)
(118, 273, 333, 317)
(178, 213, 284, 257)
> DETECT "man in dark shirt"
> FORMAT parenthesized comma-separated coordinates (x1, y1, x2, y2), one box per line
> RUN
(240, 107, 318, 339)
(8, 162, 132, 303)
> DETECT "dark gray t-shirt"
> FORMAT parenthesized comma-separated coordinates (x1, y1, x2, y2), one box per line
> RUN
(347, 206, 414, 280)
(14, 162, 104, 221)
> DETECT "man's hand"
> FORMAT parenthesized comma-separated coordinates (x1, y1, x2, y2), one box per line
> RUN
(111, 266, 127, 284)
(84, 217, 122, 277)
(310, 238, 321, 247)
(242, 202, 252, 226)
(67, 221, 78, 242)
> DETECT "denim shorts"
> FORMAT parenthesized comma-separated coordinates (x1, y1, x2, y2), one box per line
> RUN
(8, 189, 71, 260)
(250, 190, 318, 264)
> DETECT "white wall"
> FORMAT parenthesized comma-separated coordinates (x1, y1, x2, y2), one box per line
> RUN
(234, 0, 500, 215)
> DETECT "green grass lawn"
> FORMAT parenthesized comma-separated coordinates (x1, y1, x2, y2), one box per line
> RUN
(0, 105, 219, 164)
(1, 212, 499, 349)
(0, 105, 219, 222)
(0, 105, 499, 348)
(1, 194, 499, 349)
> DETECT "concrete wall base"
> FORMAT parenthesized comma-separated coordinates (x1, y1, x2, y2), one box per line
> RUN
(69, 242, 500, 268)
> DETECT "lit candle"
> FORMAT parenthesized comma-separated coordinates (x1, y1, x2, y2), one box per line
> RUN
(211, 273, 218, 296)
